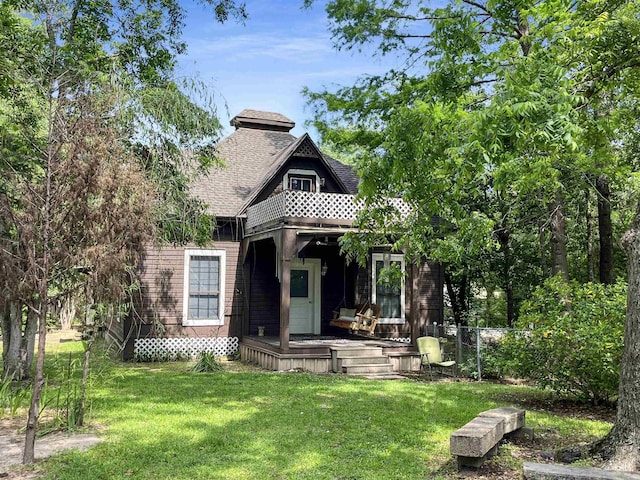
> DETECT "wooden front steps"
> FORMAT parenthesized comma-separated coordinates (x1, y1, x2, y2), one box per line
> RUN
(330, 346, 405, 379)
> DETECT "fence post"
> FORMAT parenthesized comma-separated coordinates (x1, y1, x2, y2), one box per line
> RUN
(433, 322, 439, 338)
(456, 324, 462, 367)
(476, 327, 482, 382)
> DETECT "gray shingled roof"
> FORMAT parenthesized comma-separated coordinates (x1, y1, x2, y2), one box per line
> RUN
(324, 155, 359, 194)
(190, 110, 359, 218)
(237, 133, 355, 214)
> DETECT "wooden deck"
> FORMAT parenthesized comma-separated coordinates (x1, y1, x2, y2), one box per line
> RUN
(240, 336, 420, 373)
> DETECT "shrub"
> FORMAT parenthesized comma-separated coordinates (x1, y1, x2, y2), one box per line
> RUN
(501, 276, 626, 404)
(458, 341, 506, 380)
(190, 351, 224, 373)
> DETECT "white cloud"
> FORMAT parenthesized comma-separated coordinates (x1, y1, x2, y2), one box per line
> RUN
(187, 32, 333, 64)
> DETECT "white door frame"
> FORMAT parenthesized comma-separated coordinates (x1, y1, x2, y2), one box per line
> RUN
(289, 258, 321, 335)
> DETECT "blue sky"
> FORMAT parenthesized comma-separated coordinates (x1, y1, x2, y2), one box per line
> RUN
(177, 0, 398, 139)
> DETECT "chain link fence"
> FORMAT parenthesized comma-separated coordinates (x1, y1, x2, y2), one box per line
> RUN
(424, 323, 528, 381)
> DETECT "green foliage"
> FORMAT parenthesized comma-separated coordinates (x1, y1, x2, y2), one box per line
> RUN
(306, 0, 640, 325)
(0, 0, 246, 267)
(474, 291, 508, 328)
(502, 277, 626, 403)
(0, 0, 244, 391)
(0, 380, 29, 417)
(189, 351, 224, 373)
(458, 342, 506, 380)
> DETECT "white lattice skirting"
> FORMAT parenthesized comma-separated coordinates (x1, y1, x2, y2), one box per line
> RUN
(134, 337, 239, 361)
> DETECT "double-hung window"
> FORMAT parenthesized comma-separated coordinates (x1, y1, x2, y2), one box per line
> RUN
(371, 253, 405, 324)
(183, 249, 226, 326)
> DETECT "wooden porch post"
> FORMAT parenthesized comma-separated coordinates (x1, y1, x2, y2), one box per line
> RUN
(410, 263, 421, 346)
(241, 238, 251, 338)
(279, 229, 296, 351)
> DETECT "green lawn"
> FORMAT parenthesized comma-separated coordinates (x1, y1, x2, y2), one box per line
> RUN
(15, 341, 613, 479)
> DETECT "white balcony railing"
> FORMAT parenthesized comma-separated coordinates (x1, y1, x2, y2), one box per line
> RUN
(245, 190, 410, 230)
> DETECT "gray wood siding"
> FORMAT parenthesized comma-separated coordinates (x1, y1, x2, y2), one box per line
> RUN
(415, 261, 444, 325)
(134, 241, 244, 338)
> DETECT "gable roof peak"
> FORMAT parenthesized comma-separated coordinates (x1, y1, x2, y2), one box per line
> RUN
(230, 109, 295, 132)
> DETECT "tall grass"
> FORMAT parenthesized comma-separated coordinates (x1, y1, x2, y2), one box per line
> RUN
(39, 353, 84, 433)
(0, 379, 29, 417)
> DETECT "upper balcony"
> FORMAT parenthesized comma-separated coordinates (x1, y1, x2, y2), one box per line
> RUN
(245, 190, 410, 233)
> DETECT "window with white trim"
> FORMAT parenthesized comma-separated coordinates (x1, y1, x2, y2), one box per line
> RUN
(372, 253, 405, 324)
(283, 169, 320, 192)
(289, 176, 314, 191)
(183, 249, 226, 326)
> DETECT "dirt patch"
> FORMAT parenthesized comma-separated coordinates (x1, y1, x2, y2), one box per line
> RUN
(0, 418, 102, 479)
(515, 398, 615, 423)
(489, 382, 617, 423)
(441, 423, 609, 479)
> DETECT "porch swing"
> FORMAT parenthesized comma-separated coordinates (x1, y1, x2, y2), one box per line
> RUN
(329, 303, 380, 335)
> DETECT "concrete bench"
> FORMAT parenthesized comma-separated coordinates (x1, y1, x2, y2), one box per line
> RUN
(523, 462, 640, 479)
(450, 407, 529, 468)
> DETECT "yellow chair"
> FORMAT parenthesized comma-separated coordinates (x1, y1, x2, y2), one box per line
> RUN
(417, 336, 456, 380)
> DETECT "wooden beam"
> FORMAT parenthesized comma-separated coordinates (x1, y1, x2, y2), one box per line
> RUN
(242, 252, 251, 337)
(242, 229, 280, 259)
(410, 263, 420, 346)
(294, 235, 315, 257)
(279, 229, 296, 352)
(273, 230, 282, 282)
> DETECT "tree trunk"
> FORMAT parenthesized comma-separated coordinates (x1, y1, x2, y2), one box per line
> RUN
(3, 303, 26, 380)
(549, 191, 569, 280)
(24, 60, 55, 462)
(23, 304, 38, 373)
(1, 302, 39, 381)
(585, 187, 595, 282)
(445, 271, 468, 326)
(597, 174, 614, 284)
(23, 295, 48, 464)
(57, 295, 76, 330)
(496, 225, 515, 327)
(2, 303, 20, 379)
(1, 306, 9, 368)
(78, 338, 94, 427)
(597, 202, 640, 471)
